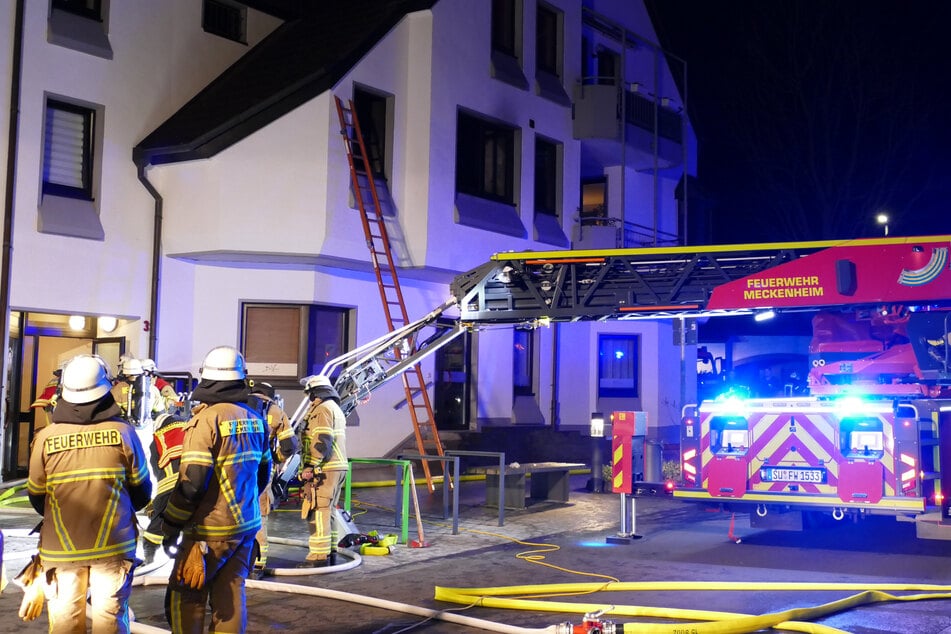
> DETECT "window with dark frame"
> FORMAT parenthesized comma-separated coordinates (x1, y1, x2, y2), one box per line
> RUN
(536, 4, 559, 76)
(43, 100, 94, 201)
(202, 0, 246, 43)
(598, 334, 639, 398)
(241, 303, 352, 381)
(534, 136, 558, 217)
(52, 0, 102, 21)
(491, 0, 517, 56)
(513, 327, 534, 396)
(456, 111, 516, 204)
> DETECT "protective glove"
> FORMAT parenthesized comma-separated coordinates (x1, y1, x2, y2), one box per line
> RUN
(300, 480, 317, 518)
(161, 518, 182, 557)
(14, 555, 44, 622)
(176, 541, 208, 591)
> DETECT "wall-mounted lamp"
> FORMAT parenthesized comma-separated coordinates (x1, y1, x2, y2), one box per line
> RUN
(68, 315, 86, 331)
(590, 412, 605, 438)
(99, 316, 118, 333)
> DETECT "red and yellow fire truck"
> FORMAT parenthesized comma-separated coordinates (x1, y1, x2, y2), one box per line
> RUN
(329, 234, 951, 538)
(670, 236, 951, 538)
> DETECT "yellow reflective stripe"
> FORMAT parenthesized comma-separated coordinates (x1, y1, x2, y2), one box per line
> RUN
(95, 484, 121, 549)
(48, 493, 75, 551)
(180, 451, 214, 465)
(215, 462, 244, 527)
(191, 520, 259, 538)
(47, 467, 126, 483)
(39, 538, 138, 562)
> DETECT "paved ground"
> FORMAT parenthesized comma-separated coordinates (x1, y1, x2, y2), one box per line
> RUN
(2, 473, 951, 633)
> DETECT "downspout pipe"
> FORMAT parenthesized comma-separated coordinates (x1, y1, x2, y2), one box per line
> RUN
(136, 162, 161, 361)
(1, 0, 25, 475)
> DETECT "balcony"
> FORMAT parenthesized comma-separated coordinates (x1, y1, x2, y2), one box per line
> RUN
(573, 216, 681, 251)
(573, 80, 684, 172)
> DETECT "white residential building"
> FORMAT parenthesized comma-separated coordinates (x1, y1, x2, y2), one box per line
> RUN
(0, 0, 696, 478)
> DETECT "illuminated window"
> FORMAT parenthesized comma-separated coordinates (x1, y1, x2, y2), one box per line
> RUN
(513, 328, 534, 396)
(598, 334, 638, 397)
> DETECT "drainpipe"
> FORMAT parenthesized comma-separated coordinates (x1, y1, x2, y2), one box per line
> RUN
(1, 0, 25, 477)
(136, 163, 161, 361)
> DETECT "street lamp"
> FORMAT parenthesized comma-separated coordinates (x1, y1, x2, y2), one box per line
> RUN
(876, 213, 889, 236)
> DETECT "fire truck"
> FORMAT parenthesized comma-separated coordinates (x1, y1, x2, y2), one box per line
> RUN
(325, 234, 951, 539)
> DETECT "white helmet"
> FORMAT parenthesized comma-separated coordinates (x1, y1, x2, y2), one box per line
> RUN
(301, 375, 332, 391)
(119, 357, 143, 377)
(60, 355, 113, 404)
(199, 346, 247, 381)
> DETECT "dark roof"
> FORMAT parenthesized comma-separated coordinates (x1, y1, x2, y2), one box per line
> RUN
(134, 0, 437, 167)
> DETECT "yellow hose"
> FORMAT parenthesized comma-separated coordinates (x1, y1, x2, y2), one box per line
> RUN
(434, 581, 951, 634)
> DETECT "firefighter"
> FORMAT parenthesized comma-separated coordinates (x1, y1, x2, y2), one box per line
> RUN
(142, 358, 182, 412)
(113, 356, 166, 493)
(26, 354, 152, 632)
(297, 374, 348, 568)
(248, 381, 299, 576)
(29, 369, 61, 431)
(140, 412, 187, 565)
(159, 346, 270, 633)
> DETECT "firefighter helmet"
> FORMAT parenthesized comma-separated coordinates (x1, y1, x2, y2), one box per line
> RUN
(250, 381, 276, 400)
(60, 355, 113, 404)
(301, 374, 338, 402)
(118, 356, 144, 378)
(301, 375, 332, 391)
(199, 346, 247, 381)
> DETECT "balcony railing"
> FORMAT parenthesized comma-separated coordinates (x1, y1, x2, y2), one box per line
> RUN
(575, 78, 683, 145)
(578, 216, 681, 248)
(625, 90, 682, 144)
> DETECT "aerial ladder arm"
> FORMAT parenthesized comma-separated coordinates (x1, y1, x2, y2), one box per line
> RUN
(317, 298, 466, 418)
(323, 235, 951, 418)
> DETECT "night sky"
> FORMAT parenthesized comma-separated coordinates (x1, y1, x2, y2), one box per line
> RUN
(645, 1, 951, 245)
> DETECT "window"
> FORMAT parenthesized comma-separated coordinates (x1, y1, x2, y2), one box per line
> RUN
(490, 0, 527, 89)
(536, 4, 559, 76)
(580, 179, 608, 224)
(241, 303, 353, 381)
(52, 0, 102, 21)
(43, 100, 94, 200)
(513, 328, 534, 396)
(534, 137, 558, 216)
(48, 0, 112, 59)
(492, 0, 517, 56)
(434, 327, 471, 430)
(203, 0, 246, 43)
(457, 111, 515, 204)
(598, 334, 638, 397)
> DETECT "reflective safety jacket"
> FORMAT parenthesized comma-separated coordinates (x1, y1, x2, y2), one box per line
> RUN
(152, 414, 187, 498)
(163, 402, 270, 540)
(249, 394, 299, 462)
(301, 398, 348, 472)
(27, 418, 152, 564)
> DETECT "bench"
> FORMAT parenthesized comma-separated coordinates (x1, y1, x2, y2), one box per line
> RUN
(481, 462, 586, 509)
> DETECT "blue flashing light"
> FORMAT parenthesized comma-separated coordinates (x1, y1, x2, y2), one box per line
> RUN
(615, 350, 624, 360)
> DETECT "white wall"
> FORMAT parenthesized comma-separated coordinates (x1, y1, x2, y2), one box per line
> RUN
(10, 1, 280, 359)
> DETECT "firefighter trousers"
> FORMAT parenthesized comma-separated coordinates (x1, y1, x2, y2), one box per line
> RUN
(303, 470, 345, 562)
(46, 558, 135, 634)
(165, 535, 255, 634)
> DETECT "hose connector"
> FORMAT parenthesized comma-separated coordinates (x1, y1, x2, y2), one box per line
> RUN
(555, 609, 617, 634)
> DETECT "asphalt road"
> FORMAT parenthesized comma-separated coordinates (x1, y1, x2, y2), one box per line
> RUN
(2, 476, 951, 633)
